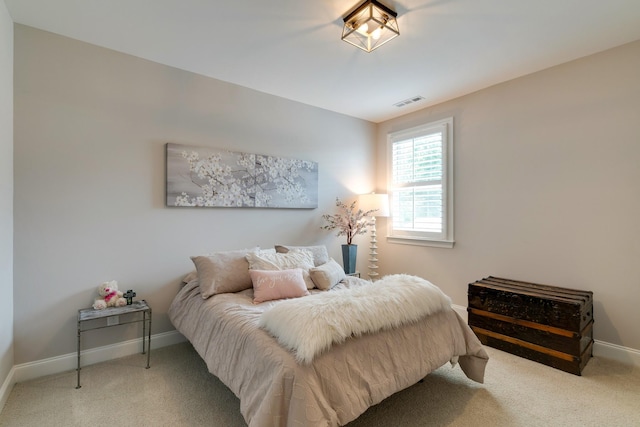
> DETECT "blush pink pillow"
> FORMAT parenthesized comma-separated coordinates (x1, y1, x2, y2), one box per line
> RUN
(250, 269, 310, 304)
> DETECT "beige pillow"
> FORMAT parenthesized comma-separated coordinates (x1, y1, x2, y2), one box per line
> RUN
(191, 247, 259, 298)
(246, 249, 315, 289)
(275, 245, 329, 267)
(182, 270, 198, 284)
(309, 258, 347, 290)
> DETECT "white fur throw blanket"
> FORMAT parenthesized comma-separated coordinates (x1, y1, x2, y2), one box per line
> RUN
(258, 274, 452, 364)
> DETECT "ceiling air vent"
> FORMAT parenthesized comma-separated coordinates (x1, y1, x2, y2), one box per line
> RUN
(393, 96, 425, 108)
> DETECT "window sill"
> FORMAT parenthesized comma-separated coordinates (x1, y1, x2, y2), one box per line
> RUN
(387, 236, 455, 249)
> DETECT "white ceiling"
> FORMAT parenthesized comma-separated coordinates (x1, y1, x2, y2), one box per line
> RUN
(5, 0, 640, 123)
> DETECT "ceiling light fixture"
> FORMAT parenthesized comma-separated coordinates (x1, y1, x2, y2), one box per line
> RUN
(342, 0, 399, 53)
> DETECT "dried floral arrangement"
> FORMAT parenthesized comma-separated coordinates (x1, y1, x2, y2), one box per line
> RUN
(321, 198, 377, 245)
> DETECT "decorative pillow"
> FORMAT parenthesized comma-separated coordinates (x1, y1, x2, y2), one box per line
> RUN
(182, 270, 198, 284)
(250, 269, 310, 304)
(191, 247, 259, 299)
(275, 245, 329, 267)
(309, 258, 347, 290)
(246, 249, 315, 289)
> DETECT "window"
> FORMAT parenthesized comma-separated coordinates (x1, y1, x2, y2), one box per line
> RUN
(387, 117, 454, 248)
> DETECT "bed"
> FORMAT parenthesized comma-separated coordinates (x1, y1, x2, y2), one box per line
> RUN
(168, 246, 489, 427)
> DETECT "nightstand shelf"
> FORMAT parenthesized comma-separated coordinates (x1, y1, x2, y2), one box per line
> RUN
(76, 300, 151, 389)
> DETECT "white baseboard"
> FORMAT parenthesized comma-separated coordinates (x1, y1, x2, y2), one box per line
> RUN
(0, 365, 16, 414)
(452, 304, 640, 368)
(13, 330, 186, 384)
(1, 329, 186, 402)
(593, 340, 640, 368)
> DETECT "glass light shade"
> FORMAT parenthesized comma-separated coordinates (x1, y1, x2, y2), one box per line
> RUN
(342, 0, 399, 53)
(359, 193, 390, 217)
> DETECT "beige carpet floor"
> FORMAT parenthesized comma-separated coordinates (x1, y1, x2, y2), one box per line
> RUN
(1, 342, 639, 426)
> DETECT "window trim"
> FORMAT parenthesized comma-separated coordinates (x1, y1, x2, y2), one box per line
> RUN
(386, 117, 455, 248)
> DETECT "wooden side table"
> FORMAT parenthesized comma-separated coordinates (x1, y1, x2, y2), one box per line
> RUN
(76, 300, 151, 389)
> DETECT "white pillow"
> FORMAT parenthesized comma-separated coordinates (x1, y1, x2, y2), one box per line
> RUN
(246, 249, 315, 289)
(309, 258, 347, 290)
(274, 245, 329, 267)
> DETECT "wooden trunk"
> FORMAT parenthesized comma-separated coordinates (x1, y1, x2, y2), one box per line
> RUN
(467, 276, 593, 375)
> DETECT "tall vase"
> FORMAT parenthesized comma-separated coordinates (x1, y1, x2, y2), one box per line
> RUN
(341, 244, 357, 274)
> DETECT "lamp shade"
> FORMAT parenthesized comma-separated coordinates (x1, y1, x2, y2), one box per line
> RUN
(342, 0, 399, 53)
(359, 193, 390, 217)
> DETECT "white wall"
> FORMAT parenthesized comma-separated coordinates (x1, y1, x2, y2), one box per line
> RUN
(13, 25, 376, 364)
(0, 0, 14, 394)
(11, 21, 640, 371)
(377, 40, 640, 354)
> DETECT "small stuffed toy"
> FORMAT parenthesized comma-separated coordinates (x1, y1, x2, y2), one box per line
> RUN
(93, 280, 127, 310)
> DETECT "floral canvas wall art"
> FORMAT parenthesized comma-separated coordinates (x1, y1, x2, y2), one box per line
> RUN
(166, 143, 318, 209)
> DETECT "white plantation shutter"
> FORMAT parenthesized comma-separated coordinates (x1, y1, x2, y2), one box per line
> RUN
(388, 118, 454, 247)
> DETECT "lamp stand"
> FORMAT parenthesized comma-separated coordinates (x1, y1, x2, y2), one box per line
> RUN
(367, 216, 379, 280)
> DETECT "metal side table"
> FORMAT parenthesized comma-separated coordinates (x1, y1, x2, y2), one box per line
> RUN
(76, 300, 151, 389)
